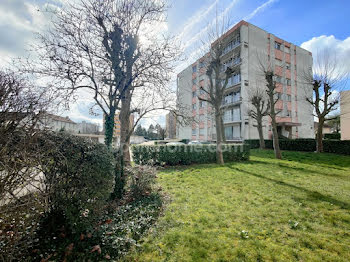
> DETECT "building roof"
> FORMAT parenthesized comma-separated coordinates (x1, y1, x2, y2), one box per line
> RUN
(46, 114, 76, 124)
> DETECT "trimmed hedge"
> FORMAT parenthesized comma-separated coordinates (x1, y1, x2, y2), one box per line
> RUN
(132, 144, 250, 165)
(246, 139, 350, 155)
(324, 133, 341, 140)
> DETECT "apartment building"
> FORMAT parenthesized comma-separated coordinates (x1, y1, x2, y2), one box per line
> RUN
(166, 111, 177, 139)
(340, 90, 350, 140)
(113, 112, 134, 137)
(177, 20, 314, 142)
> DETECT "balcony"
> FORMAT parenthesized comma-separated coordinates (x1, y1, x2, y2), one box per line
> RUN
(225, 74, 241, 89)
(221, 58, 242, 72)
(221, 40, 241, 57)
(223, 116, 241, 124)
(221, 96, 242, 107)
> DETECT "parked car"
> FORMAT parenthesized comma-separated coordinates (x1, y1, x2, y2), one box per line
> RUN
(166, 142, 185, 145)
(188, 141, 201, 145)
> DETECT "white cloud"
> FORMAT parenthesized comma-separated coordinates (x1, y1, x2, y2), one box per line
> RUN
(243, 0, 278, 21)
(301, 35, 350, 73)
(178, 0, 279, 72)
(176, 0, 219, 43)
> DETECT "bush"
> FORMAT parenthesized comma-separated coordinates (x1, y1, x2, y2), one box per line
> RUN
(246, 138, 350, 155)
(323, 140, 350, 155)
(324, 133, 341, 140)
(100, 194, 163, 259)
(126, 165, 157, 200)
(132, 144, 250, 166)
(31, 132, 115, 260)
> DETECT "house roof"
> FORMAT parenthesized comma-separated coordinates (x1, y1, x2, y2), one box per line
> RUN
(46, 114, 76, 124)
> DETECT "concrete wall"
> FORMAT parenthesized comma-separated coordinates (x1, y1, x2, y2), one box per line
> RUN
(176, 65, 193, 140)
(341, 91, 350, 140)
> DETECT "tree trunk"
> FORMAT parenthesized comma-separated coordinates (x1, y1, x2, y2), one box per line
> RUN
(119, 87, 132, 165)
(271, 117, 282, 159)
(316, 119, 324, 153)
(104, 110, 116, 148)
(215, 111, 224, 164)
(257, 118, 265, 149)
(120, 109, 131, 165)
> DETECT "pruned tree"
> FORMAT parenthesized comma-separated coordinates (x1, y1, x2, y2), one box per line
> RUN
(265, 70, 282, 159)
(254, 52, 283, 159)
(302, 50, 348, 152)
(195, 17, 240, 164)
(248, 86, 269, 149)
(26, 0, 179, 163)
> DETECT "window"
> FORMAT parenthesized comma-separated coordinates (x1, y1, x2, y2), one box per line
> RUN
(224, 125, 241, 140)
(295, 111, 298, 117)
(276, 92, 282, 100)
(192, 129, 196, 135)
(192, 65, 197, 73)
(192, 78, 197, 85)
(222, 34, 240, 55)
(192, 91, 196, 97)
(296, 126, 298, 132)
(199, 89, 205, 95)
(286, 63, 291, 70)
(286, 78, 291, 86)
(287, 110, 291, 117)
(287, 95, 291, 101)
(199, 128, 205, 135)
(285, 46, 290, 54)
(199, 115, 204, 121)
(199, 61, 204, 68)
(192, 104, 196, 110)
(223, 93, 232, 105)
(275, 42, 281, 50)
(199, 101, 205, 108)
(227, 73, 241, 86)
(275, 76, 282, 83)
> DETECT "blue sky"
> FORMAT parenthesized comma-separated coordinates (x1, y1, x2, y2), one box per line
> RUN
(0, 0, 349, 127)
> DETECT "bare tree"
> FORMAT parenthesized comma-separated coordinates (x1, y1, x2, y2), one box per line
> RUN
(265, 71, 282, 159)
(0, 69, 53, 261)
(303, 50, 348, 152)
(248, 86, 269, 149)
(195, 18, 240, 164)
(26, 0, 178, 163)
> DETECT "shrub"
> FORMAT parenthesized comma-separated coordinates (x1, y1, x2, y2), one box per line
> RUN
(31, 132, 115, 260)
(246, 138, 350, 155)
(126, 165, 157, 200)
(323, 140, 350, 155)
(132, 144, 250, 166)
(100, 194, 163, 259)
(324, 133, 341, 140)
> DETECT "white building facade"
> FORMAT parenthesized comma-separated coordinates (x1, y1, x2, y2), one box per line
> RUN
(177, 21, 314, 142)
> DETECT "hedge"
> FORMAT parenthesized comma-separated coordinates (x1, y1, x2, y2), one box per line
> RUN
(324, 133, 341, 140)
(246, 139, 350, 155)
(132, 144, 250, 165)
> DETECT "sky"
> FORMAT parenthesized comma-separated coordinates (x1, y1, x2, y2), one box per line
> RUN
(0, 0, 349, 128)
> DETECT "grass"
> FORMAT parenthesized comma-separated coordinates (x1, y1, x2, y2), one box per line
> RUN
(124, 150, 350, 261)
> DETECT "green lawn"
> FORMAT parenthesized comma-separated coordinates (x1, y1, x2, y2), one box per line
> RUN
(125, 150, 350, 261)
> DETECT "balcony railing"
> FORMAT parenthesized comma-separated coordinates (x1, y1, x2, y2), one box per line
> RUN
(222, 96, 242, 106)
(226, 74, 241, 88)
(222, 40, 241, 56)
(225, 135, 242, 141)
(223, 116, 241, 124)
(221, 58, 242, 72)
